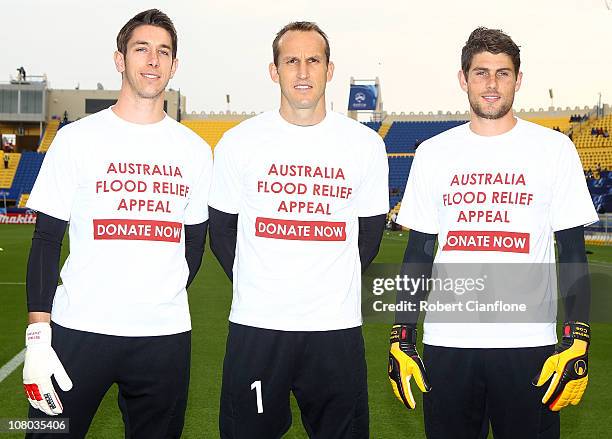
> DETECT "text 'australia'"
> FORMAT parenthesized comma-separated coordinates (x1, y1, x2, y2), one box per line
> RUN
(107, 162, 183, 178)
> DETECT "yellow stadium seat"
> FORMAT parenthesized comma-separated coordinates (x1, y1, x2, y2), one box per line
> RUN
(181, 120, 243, 149)
(378, 122, 392, 139)
(18, 193, 30, 208)
(38, 120, 60, 152)
(572, 115, 612, 167)
(0, 152, 21, 189)
(526, 117, 571, 133)
(576, 147, 612, 171)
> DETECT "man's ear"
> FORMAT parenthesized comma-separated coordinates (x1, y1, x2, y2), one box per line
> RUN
(269, 62, 279, 83)
(170, 57, 179, 79)
(514, 71, 523, 92)
(114, 51, 125, 74)
(326, 61, 335, 82)
(458, 69, 468, 93)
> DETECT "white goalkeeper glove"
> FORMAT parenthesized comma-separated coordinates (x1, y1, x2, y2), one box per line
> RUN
(23, 322, 73, 415)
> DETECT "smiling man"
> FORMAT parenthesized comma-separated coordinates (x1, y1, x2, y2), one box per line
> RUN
(22, 9, 212, 438)
(388, 27, 597, 438)
(208, 22, 388, 438)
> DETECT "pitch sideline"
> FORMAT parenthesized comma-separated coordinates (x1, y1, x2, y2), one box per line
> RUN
(0, 349, 25, 383)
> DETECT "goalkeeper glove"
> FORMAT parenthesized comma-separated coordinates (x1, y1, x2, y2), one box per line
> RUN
(388, 324, 431, 409)
(23, 323, 73, 415)
(533, 321, 590, 411)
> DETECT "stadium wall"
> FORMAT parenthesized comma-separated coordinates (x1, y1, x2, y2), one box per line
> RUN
(181, 105, 608, 123)
(382, 104, 607, 122)
(47, 89, 184, 121)
(181, 110, 257, 121)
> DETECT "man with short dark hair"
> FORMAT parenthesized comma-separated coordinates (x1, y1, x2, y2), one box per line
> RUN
(209, 21, 388, 438)
(23, 9, 212, 438)
(388, 27, 597, 438)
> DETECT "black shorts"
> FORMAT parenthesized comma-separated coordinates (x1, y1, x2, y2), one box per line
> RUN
(27, 322, 191, 439)
(219, 323, 369, 439)
(423, 344, 560, 439)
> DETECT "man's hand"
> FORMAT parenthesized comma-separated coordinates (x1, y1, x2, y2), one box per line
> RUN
(388, 324, 431, 409)
(23, 323, 73, 415)
(533, 321, 590, 411)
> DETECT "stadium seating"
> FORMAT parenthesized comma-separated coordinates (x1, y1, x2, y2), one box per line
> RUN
(577, 148, 612, 172)
(573, 127, 612, 148)
(38, 119, 60, 153)
(378, 122, 392, 139)
(0, 152, 21, 189)
(8, 151, 45, 201)
(388, 154, 414, 209)
(0, 123, 17, 136)
(181, 120, 242, 149)
(362, 121, 381, 132)
(571, 115, 612, 168)
(18, 193, 29, 208)
(525, 117, 571, 133)
(588, 171, 612, 213)
(383, 121, 465, 153)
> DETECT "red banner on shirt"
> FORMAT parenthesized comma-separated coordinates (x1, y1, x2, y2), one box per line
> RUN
(255, 217, 346, 241)
(443, 230, 530, 253)
(93, 219, 182, 243)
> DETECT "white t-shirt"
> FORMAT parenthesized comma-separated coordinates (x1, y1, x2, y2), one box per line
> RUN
(27, 108, 213, 336)
(209, 110, 389, 331)
(396, 118, 598, 348)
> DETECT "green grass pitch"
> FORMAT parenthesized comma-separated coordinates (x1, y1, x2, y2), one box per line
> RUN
(0, 225, 610, 438)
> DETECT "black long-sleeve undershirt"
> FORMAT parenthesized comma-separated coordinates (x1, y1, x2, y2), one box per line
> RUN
(208, 207, 238, 281)
(26, 213, 208, 312)
(26, 212, 67, 312)
(555, 226, 591, 323)
(358, 214, 386, 273)
(395, 230, 437, 326)
(185, 221, 208, 288)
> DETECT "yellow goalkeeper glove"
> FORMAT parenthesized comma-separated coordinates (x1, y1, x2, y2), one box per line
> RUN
(533, 321, 590, 411)
(388, 324, 431, 409)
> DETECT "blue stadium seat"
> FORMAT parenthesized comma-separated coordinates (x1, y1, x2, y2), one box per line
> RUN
(8, 151, 45, 201)
(384, 121, 466, 153)
(362, 121, 381, 132)
(387, 156, 413, 208)
(596, 193, 612, 213)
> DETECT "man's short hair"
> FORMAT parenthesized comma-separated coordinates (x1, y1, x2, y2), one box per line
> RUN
(272, 21, 330, 66)
(461, 27, 520, 75)
(117, 9, 177, 59)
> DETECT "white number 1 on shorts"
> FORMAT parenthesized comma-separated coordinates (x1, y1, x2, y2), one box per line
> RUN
(251, 380, 264, 413)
